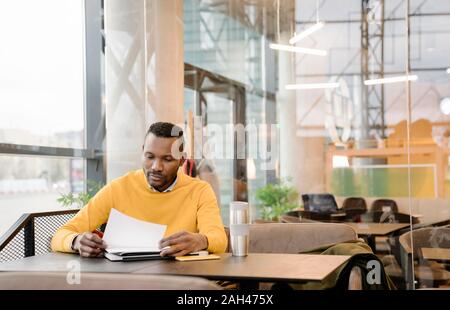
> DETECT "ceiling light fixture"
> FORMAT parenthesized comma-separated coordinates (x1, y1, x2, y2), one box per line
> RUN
(364, 75, 418, 85)
(285, 82, 339, 90)
(440, 98, 450, 115)
(289, 21, 325, 45)
(269, 43, 327, 56)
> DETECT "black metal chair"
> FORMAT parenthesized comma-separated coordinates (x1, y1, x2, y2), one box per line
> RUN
(0, 210, 79, 262)
(370, 199, 399, 213)
(383, 220, 450, 289)
(342, 197, 367, 222)
(301, 193, 338, 214)
(399, 227, 450, 289)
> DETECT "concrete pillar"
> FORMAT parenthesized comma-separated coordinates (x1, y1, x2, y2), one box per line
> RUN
(148, 0, 184, 124)
(104, 0, 184, 181)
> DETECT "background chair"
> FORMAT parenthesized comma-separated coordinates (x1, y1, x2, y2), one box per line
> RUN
(0, 272, 222, 290)
(0, 210, 78, 262)
(301, 193, 338, 214)
(342, 197, 367, 222)
(243, 222, 364, 289)
(370, 199, 399, 213)
(399, 227, 450, 289)
(381, 224, 419, 289)
(247, 222, 357, 254)
(382, 221, 450, 289)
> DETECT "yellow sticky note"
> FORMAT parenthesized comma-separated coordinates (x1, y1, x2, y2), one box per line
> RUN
(175, 254, 220, 262)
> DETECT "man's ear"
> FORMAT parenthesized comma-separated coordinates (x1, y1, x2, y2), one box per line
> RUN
(179, 153, 187, 167)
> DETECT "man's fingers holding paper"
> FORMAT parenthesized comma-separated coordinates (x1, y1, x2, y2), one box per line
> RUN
(86, 233, 106, 247)
(159, 235, 187, 249)
(80, 237, 107, 250)
(74, 232, 107, 258)
(160, 244, 190, 257)
(159, 231, 208, 256)
(159, 230, 187, 246)
(79, 245, 102, 256)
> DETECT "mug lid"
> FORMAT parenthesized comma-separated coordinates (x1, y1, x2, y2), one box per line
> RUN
(229, 201, 249, 210)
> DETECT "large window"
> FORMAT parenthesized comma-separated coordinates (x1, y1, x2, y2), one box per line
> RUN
(0, 156, 85, 236)
(0, 0, 103, 236)
(0, 0, 85, 148)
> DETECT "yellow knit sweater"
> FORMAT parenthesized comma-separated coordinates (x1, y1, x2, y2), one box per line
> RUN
(51, 169, 228, 254)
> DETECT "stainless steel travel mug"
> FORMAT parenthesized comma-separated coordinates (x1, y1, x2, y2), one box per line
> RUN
(229, 201, 249, 257)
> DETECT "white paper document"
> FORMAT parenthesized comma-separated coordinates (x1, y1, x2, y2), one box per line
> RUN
(103, 208, 167, 254)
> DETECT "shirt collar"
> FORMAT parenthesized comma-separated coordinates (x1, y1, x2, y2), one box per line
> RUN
(149, 176, 178, 193)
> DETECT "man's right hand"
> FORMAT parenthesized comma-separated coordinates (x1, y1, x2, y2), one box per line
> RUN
(72, 232, 107, 258)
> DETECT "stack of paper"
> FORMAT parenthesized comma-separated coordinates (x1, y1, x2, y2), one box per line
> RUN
(102, 209, 170, 261)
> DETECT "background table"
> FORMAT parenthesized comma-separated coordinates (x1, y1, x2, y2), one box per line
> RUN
(421, 247, 450, 263)
(345, 223, 410, 236)
(345, 222, 410, 251)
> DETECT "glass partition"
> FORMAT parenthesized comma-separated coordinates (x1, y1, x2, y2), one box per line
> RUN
(294, 0, 387, 202)
(203, 93, 235, 224)
(291, 0, 450, 290)
(100, 0, 450, 289)
(407, 0, 450, 289)
(183, 0, 278, 224)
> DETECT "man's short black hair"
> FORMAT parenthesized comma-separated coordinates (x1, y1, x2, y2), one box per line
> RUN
(145, 122, 184, 151)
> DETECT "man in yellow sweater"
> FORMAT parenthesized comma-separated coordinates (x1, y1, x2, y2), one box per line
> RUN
(51, 122, 227, 258)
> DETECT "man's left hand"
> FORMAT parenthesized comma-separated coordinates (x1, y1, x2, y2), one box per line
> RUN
(159, 231, 208, 257)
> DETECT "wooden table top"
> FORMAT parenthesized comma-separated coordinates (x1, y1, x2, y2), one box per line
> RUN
(132, 253, 351, 283)
(421, 248, 450, 262)
(345, 222, 410, 236)
(0, 252, 155, 273)
(0, 252, 351, 284)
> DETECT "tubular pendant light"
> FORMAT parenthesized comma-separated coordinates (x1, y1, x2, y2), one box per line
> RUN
(289, 21, 325, 44)
(440, 98, 450, 115)
(364, 75, 418, 85)
(269, 43, 327, 56)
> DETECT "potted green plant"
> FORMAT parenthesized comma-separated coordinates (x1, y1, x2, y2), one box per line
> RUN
(57, 180, 104, 209)
(255, 180, 299, 221)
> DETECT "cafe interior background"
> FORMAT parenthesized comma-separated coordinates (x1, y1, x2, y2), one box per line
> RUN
(0, 0, 449, 289)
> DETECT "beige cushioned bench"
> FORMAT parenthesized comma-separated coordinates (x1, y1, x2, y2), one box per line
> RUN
(0, 272, 222, 290)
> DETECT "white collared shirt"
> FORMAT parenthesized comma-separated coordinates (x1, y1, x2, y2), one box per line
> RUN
(149, 176, 178, 193)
